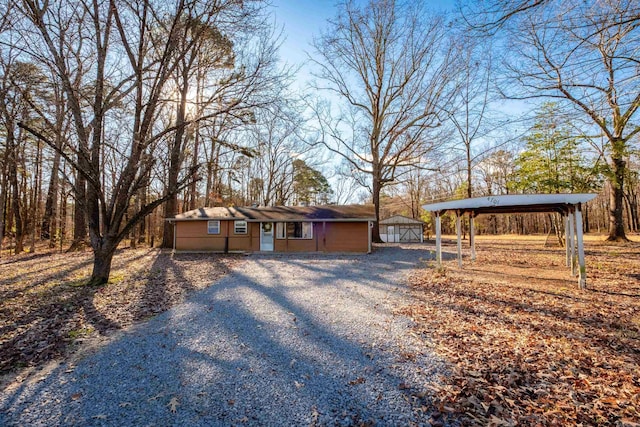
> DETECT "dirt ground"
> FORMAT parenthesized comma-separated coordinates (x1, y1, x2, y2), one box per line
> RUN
(0, 247, 241, 385)
(403, 235, 640, 426)
(1, 236, 639, 425)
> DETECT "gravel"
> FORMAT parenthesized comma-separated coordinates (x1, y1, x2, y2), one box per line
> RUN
(0, 244, 447, 426)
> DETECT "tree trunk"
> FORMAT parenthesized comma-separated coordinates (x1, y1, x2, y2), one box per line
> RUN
(68, 171, 88, 250)
(138, 187, 147, 244)
(59, 181, 67, 252)
(29, 141, 43, 253)
(7, 132, 24, 254)
(42, 142, 61, 245)
(584, 203, 590, 233)
(607, 156, 628, 241)
(0, 145, 8, 256)
(88, 243, 116, 286)
(162, 166, 181, 248)
(371, 176, 383, 243)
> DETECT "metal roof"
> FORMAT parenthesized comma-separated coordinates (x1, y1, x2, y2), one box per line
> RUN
(171, 204, 375, 222)
(379, 215, 424, 225)
(422, 193, 597, 215)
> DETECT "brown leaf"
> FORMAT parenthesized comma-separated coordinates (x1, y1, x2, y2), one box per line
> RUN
(349, 377, 366, 385)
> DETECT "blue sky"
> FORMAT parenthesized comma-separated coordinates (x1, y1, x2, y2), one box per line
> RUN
(268, 1, 460, 200)
(270, 0, 457, 89)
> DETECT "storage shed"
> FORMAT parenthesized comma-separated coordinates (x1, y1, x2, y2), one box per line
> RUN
(167, 204, 375, 253)
(379, 215, 424, 243)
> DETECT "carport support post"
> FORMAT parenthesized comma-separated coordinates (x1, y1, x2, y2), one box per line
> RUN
(435, 212, 442, 267)
(469, 212, 476, 261)
(575, 203, 587, 289)
(564, 213, 570, 267)
(568, 209, 576, 276)
(456, 210, 462, 268)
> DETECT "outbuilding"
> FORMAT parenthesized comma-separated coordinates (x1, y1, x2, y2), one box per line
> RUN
(167, 204, 375, 253)
(422, 193, 597, 289)
(379, 215, 424, 243)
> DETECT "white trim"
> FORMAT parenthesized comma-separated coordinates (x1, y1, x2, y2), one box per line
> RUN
(275, 221, 313, 240)
(207, 220, 221, 234)
(260, 222, 274, 251)
(234, 220, 248, 234)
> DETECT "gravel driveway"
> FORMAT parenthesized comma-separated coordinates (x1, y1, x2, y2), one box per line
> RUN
(1, 245, 445, 426)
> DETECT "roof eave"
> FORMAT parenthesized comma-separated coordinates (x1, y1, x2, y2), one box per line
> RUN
(167, 217, 376, 222)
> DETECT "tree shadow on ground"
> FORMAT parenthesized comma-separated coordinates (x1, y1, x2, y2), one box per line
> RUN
(0, 248, 235, 378)
(0, 246, 452, 426)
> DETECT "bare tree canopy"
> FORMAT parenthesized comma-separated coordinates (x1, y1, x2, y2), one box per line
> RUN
(476, 0, 640, 240)
(310, 0, 458, 241)
(5, 0, 284, 284)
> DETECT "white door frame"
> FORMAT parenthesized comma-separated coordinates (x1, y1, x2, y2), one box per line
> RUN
(260, 222, 274, 251)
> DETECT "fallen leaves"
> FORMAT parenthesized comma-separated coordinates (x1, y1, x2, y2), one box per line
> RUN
(401, 237, 640, 425)
(348, 377, 366, 386)
(0, 247, 241, 377)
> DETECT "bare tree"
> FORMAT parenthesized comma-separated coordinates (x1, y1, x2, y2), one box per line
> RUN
(478, 0, 640, 240)
(160, 15, 288, 247)
(13, 0, 280, 284)
(444, 35, 496, 199)
(248, 107, 301, 206)
(310, 0, 458, 241)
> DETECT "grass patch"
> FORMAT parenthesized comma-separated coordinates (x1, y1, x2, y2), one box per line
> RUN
(68, 327, 95, 340)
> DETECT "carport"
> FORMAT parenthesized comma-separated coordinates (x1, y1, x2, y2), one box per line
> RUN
(422, 193, 597, 289)
(379, 215, 424, 243)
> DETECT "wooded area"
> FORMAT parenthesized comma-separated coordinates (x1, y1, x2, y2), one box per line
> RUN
(0, 0, 639, 284)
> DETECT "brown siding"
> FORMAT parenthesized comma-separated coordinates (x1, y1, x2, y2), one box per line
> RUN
(175, 221, 225, 251)
(175, 220, 250, 252)
(274, 237, 317, 252)
(324, 222, 369, 253)
(175, 220, 369, 253)
(250, 223, 260, 252)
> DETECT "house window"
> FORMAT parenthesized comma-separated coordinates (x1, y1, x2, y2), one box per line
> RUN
(276, 222, 312, 239)
(234, 220, 247, 234)
(207, 220, 220, 234)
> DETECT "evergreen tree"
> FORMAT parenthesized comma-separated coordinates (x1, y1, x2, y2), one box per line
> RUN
(292, 159, 332, 206)
(512, 104, 601, 194)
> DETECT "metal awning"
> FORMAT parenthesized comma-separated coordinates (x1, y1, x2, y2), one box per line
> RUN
(422, 194, 598, 289)
(422, 193, 596, 215)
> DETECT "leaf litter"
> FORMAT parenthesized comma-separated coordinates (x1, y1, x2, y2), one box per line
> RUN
(0, 246, 240, 383)
(400, 237, 640, 426)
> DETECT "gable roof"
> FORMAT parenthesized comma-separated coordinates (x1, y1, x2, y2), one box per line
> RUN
(171, 204, 375, 222)
(422, 193, 597, 215)
(379, 215, 424, 225)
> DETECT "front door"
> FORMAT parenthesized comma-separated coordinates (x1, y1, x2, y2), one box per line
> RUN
(260, 222, 274, 251)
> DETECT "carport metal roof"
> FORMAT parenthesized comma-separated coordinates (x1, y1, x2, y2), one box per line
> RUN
(422, 194, 598, 289)
(422, 193, 597, 216)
